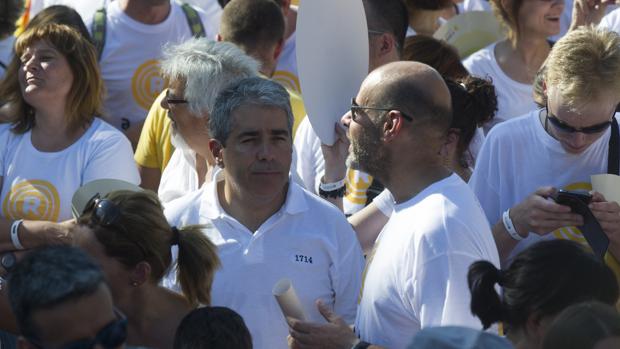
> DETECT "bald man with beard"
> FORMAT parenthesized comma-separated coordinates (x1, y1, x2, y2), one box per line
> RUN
(287, 62, 500, 349)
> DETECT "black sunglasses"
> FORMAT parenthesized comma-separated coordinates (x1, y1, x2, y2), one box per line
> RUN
(165, 89, 188, 105)
(28, 309, 127, 349)
(81, 193, 147, 258)
(350, 98, 413, 122)
(545, 104, 613, 134)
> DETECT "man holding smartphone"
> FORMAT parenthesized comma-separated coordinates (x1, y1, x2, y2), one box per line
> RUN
(469, 27, 620, 266)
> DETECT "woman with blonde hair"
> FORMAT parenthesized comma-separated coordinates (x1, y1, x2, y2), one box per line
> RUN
(74, 189, 220, 348)
(464, 0, 564, 132)
(0, 23, 138, 252)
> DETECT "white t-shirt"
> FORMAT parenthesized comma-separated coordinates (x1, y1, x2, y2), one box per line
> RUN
(273, 32, 300, 94)
(89, 1, 220, 132)
(164, 175, 364, 349)
(0, 118, 139, 222)
(355, 174, 500, 349)
(463, 42, 536, 133)
(158, 147, 199, 205)
(600, 8, 620, 34)
(469, 110, 618, 259)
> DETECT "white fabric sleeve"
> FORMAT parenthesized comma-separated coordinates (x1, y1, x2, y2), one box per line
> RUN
(0, 125, 12, 176)
(82, 128, 140, 185)
(330, 219, 365, 324)
(372, 189, 394, 217)
(293, 117, 325, 195)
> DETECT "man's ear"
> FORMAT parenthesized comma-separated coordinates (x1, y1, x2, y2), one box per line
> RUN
(378, 33, 396, 58)
(216, 33, 223, 42)
(382, 111, 404, 142)
(209, 139, 225, 168)
(273, 38, 285, 61)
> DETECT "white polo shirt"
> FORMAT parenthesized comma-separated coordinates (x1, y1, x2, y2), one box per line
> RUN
(164, 173, 365, 349)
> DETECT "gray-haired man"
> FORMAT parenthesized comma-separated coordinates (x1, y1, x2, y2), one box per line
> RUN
(165, 77, 364, 349)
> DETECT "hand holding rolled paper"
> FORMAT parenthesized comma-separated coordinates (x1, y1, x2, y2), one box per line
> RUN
(273, 278, 306, 321)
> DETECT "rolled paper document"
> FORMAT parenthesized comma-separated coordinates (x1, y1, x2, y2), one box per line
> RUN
(273, 278, 306, 321)
(591, 174, 620, 204)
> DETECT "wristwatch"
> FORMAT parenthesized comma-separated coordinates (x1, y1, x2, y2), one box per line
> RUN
(1, 252, 17, 273)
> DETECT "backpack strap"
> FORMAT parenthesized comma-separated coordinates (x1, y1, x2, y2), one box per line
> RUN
(181, 3, 206, 38)
(91, 7, 107, 61)
(608, 117, 619, 175)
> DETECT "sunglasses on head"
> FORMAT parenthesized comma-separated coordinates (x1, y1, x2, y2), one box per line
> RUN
(81, 193, 147, 258)
(545, 104, 613, 134)
(28, 309, 127, 349)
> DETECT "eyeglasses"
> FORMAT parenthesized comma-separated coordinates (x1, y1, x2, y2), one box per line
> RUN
(27, 309, 127, 349)
(165, 89, 188, 105)
(545, 104, 613, 134)
(350, 98, 413, 122)
(81, 193, 147, 258)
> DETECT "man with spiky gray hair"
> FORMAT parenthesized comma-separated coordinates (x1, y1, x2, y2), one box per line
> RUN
(154, 38, 259, 204)
(165, 77, 364, 349)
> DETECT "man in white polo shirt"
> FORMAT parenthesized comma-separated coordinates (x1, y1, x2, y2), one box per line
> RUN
(164, 77, 364, 349)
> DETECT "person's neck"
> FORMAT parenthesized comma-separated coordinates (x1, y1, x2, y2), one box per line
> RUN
(383, 160, 452, 204)
(496, 36, 550, 83)
(284, 6, 297, 40)
(408, 7, 442, 36)
(119, 0, 171, 24)
(121, 285, 192, 349)
(451, 156, 471, 182)
(31, 106, 83, 152)
(217, 178, 288, 232)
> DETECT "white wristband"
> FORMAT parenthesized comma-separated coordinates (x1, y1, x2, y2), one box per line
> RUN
(502, 209, 525, 241)
(319, 178, 346, 191)
(11, 219, 25, 250)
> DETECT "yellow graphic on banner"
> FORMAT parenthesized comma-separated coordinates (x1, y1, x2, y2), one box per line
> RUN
(132, 60, 168, 110)
(273, 70, 301, 93)
(2, 180, 60, 221)
(552, 182, 591, 245)
(345, 169, 373, 205)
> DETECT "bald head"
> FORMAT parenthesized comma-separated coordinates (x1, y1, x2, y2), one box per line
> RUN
(361, 61, 452, 131)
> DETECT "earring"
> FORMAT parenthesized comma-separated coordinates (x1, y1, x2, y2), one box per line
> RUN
(131, 281, 139, 287)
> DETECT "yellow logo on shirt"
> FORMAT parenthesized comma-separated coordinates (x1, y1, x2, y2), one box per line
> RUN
(551, 182, 591, 245)
(2, 180, 60, 221)
(132, 60, 168, 110)
(273, 70, 301, 94)
(345, 169, 374, 206)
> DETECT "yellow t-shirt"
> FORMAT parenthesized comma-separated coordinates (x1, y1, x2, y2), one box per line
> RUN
(133, 91, 174, 171)
(134, 86, 306, 171)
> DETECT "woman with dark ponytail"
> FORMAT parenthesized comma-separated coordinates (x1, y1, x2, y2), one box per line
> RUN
(468, 240, 618, 349)
(74, 190, 220, 349)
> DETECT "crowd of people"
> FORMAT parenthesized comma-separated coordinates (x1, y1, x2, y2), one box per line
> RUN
(0, 0, 619, 348)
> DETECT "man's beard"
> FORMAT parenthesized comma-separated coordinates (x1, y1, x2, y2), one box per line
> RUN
(346, 125, 390, 181)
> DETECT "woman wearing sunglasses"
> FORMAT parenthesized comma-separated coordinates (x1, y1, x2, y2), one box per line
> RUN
(73, 190, 219, 349)
(469, 27, 620, 268)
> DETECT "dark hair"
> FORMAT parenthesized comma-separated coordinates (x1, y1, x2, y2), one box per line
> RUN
(363, 0, 408, 55)
(403, 35, 468, 80)
(0, 0, 23, 37)
(77, 190, 220, 306)
(404, 0, 453, 11)
(468, 240, 619, 331)
(445, 76, 497, 166)
(173, 306, 253, 349)
(543, 301, 620, 349)
(220, 0, 284, 54)
(8, 246, 105, 340)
